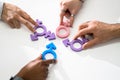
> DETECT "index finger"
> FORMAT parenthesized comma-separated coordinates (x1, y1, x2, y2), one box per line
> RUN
(17, 8, 38, 26)
(60, 4, 67, 25)
(15, 14, 35, 32)
(43, 59, 56, 65)
(60, 9, 66, 25)
(73, 27, 91, 40)
(78, 22, 89, 30)
(69, 15, 74, 27)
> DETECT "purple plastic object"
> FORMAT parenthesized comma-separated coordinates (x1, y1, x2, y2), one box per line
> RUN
(30, 20, 47, 41)
(44, 31, 56, 40)
(70, 39, 83, 52)
(62, 38, 88, 52)
(30, 19, 56, 41)
(30, 32, 38, 41)
(82, 38, 89, 44)
(30, 24, 47, 41)
(62, 38, 71, 47)
(35, 24, 47, 36)
(36, 19, 42, 24)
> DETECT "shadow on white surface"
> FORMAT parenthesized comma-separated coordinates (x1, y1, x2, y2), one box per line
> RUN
(89, 38, 120, 67)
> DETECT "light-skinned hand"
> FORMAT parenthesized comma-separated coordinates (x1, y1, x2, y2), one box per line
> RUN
(60, 0, 83, 27)
(1, 3, 38, 33)
(74, 20, 120, 49)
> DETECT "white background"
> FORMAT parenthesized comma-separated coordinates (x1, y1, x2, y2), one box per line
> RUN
(0, 0, 120, 80)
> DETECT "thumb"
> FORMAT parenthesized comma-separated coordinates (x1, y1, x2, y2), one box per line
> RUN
(82, 38, 98, 49)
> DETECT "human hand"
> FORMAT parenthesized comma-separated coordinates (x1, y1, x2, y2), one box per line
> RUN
(16, 55, 56, 80)
(60, 0, 83, 27)
(74, 20, 120, 49)
(1, 3, 38, 33)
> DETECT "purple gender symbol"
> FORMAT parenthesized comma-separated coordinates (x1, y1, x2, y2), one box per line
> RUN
(30, 19, 56, 41)
(62, 38, 88, 52)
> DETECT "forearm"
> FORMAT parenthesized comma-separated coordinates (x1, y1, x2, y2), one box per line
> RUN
(0, 1, 4, 19)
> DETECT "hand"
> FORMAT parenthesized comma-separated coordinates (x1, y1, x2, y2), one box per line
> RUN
(74, 20, 120, 49)
(16, 55, 56, 80)
(60, 0, 83, 27)
(1, 3, 38, 33)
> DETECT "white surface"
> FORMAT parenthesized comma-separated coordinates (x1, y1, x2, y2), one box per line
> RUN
(0, 0, 120, 80)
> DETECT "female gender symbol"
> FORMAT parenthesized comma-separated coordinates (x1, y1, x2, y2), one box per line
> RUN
(56, 25, 70, 38)
(56, 21, 71, 38)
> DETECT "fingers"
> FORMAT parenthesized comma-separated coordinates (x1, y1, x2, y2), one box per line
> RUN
(73, 22, 91, 39)
(78, 22, 88, 30)
(82, 38, 98, 49)
(60, 10, 75, 27)
(4, 14, 21, 28)
(60, 11, 65, 25)
(43, 59, 56, 65)
(2, 4, 37, 32)
(14, 14, 35, 32)
(60, 1, 78, 27)
(73, 27, 92, 40)
(9, 19, 21, 28)
(6, 17, 15, 28)
(60, 8, 67, 25)
(12, 19, 21, 28)
(60, 2, 68, 25)
(64, 11, 71, 18)
(18, 9, 38, 26)
(7, 22, 15, 28)
(69, 15, 74, 27)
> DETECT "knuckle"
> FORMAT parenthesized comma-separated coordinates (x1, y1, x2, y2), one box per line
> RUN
(61, 1, 67, 6)
(24, 21, 29, 25)
(7, 17, 13, 22)
(27, 15, 31, 19)
(23, 12, 31, 19)
(89, 20, 99, 27)
(91, 20, 99, 24)
(16, 8, 21, 13)
(13, 13, 18, 18)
